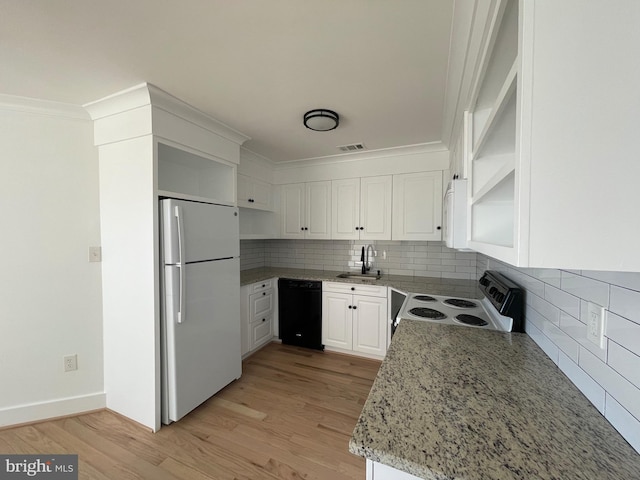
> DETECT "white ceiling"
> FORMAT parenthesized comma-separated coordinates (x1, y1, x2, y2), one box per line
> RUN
(1, 0, 454, 162)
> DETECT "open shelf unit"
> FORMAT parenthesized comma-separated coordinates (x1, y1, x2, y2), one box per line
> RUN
(157, 142, 236, 205)
(467, 0, 519, 252)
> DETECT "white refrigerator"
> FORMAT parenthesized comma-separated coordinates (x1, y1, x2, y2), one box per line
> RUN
(160, 198, 242, 424)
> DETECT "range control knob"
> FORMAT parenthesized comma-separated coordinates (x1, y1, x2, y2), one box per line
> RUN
(496, 293, 505, 303)
(489, 286, 497, 295)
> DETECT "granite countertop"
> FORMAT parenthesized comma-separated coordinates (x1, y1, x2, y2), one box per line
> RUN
(349, 320, 640, 479)
(240, 267, 482, 298)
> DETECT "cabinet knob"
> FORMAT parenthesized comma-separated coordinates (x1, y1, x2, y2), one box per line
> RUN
(304, 227, 309, 231)
(262, 318, 266, 322)
(437, 226, 441, 230)
(348, 305, 352, 309)
(359, 227, 364, 230)
(301, 227, 304, 231)
(355, 227, 359, 231)
(262, 284, 266, 288)
(352, 306, 357, 310)
(263, 292, 266, 296)
(351, 287, 355, 291)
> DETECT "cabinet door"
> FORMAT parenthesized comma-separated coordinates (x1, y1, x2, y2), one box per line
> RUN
(361, 175, 392, 240)
(332, 178, 360, 240)
(306, 181, 332, 240)
(251, 179, 271, 210)
(352, 295, 388, 357)
(322, 292, 353, 350)
(237, 174, 253, 208)
(392, 172, 443, 241)
(281, 183, 306, 239)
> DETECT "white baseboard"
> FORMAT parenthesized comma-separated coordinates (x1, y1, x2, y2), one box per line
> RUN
(0, 392, 106, 428)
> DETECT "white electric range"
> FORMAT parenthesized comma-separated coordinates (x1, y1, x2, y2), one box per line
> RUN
(392, 270, 524, 336)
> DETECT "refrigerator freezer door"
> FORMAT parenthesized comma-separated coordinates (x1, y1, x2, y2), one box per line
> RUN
(161, 198, 239, 264)
(163, 257, 242, 423)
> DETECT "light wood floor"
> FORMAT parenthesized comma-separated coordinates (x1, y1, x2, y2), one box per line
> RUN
(0, 343, 381, 480)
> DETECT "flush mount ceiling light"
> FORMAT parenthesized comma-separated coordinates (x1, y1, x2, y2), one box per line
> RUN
(303, 109, 339, 132)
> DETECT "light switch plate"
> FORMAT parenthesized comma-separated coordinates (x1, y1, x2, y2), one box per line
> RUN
(586, 302, 606, 348)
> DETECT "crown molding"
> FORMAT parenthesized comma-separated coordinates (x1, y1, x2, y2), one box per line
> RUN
(82, 82, 151, 120)
(274, 142, 448, 170)
(240, 146, 277, 166)
(0, 94, 90, 120)
(83, 83, 251, 146)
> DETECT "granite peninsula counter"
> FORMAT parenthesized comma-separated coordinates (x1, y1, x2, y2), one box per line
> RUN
(349, 320, 640, 479)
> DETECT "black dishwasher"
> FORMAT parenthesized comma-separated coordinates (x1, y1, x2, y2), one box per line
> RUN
(278, 278, 323, 350)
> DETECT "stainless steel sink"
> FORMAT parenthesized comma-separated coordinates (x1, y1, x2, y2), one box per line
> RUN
(336, 273, 381, 280)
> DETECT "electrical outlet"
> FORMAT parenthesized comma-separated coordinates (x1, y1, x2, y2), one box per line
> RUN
(89, 246, 102, 263)
(586, 302, 606, 348)
(63, 354, 78, 372)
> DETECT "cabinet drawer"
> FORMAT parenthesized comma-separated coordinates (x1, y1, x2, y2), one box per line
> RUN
(323, 281, 387, 298)
(249, 290, 273, 321)
(252, 278, 274, 293)
(250, 315, 273, 350)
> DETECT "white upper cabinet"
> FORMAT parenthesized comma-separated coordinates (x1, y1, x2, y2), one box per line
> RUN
(331, 176, 392, 240)
(392, 171, 443, 241)
(466, 0, 640, 271)
(237, 174, 272, 210)
(281, 181, 331, 240)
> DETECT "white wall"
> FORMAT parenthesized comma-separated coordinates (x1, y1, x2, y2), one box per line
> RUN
(0, 97, 105, 426)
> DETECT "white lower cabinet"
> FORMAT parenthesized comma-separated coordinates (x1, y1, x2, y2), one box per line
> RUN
(241, 278, 276, 356)
(366, 460, 422, 480)
(322, 282, 387, 358)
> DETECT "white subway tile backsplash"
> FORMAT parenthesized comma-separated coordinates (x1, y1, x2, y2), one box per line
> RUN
(606, 311, 640, 357)
(544, 284, 581, 318)
(546, 322, 580, 363)
(608, 342, 640, 390)
(605, 395, 640, 453)
(561, 271, 610, 307)
(442, 259, 473, 266)
(526, 306, 579, 362)
(579, 347, 640, 422)
(529, 268, 562, 288)
(558, 352, 606, 413)
(510, 270, 545, 298)
(582, 271, 640, 293)
(529, 293, 561, 325)
(526, 322, 559, 364)
(610, 286, 640, 325)
(560, 309, 607, 362)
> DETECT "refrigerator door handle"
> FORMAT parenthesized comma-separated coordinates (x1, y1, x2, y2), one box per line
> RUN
(175, 205, 186, 324)
(175, 205, 185, 264)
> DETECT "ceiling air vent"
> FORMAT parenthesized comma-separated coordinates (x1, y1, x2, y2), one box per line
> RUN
(337, 143, 366, 153)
